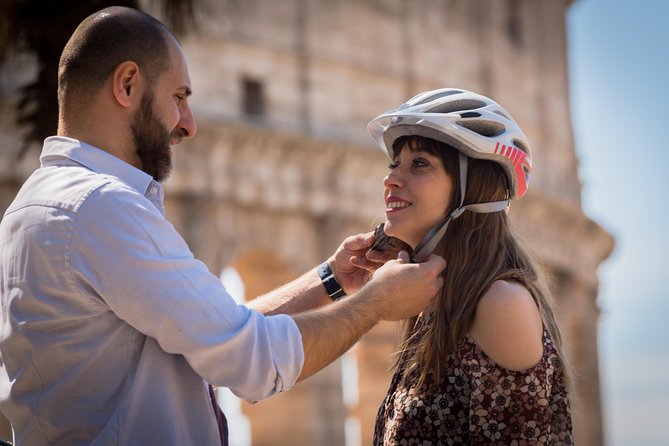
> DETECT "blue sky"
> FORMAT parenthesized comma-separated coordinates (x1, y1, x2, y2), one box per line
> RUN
(567, 1, 669, 444)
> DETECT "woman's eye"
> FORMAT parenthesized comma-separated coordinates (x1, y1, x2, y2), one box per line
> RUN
(388, 162, 399, 170)
(412, 158, 429, 168)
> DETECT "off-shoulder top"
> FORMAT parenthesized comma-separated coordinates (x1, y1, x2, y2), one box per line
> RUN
(373, 314, 573, 445)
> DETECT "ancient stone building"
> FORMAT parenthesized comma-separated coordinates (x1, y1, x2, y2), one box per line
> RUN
(0, 0, 613, 444)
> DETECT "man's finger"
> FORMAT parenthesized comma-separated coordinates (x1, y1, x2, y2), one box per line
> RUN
(422, 254, 447, 273)
(397, 250, 410, 263)
(343, 231, 375, 251)
(350, 255, 382, 272)
(364, 250, 390, 264)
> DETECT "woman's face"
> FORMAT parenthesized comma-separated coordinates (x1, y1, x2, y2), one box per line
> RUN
(383, 144, 454, 248)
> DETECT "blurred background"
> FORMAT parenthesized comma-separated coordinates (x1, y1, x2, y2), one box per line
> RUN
(0, 0, 665, 445)
(568, 1, 669, 445)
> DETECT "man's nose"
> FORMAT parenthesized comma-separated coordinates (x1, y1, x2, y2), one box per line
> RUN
(179, 104, 197, 139)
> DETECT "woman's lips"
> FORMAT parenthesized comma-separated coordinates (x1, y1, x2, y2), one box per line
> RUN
(385, 196, 412, 212)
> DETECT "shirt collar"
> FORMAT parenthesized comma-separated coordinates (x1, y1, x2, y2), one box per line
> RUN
(40, 136, 157, 196)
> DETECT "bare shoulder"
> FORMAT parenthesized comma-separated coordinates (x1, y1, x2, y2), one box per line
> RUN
(468, 279, 544, 371)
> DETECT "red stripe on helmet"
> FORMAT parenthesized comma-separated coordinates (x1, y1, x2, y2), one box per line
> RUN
(493, 141, 530, 198)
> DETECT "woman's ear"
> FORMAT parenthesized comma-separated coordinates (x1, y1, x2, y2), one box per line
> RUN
(111, 61, 141, 108)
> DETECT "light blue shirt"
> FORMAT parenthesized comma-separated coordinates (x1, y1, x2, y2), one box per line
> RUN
(0, 136, 304, 445)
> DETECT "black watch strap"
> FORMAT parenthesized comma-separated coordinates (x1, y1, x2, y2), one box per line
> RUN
(317, 261, 346, 301)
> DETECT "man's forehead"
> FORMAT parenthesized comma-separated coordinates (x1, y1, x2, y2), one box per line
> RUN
(162, 40, 192, 90)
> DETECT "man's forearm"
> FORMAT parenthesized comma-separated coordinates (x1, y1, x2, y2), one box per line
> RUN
(253, 253, 444, 384)
(246, 267, 332, 316)
(292, 287, 382, 382)
(290, 254, 445, 382)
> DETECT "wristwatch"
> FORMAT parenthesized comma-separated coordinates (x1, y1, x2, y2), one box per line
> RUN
(317, 261, 346, 301)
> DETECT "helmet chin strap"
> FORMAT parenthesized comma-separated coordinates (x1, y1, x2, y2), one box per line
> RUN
(411, 153, 510, 263)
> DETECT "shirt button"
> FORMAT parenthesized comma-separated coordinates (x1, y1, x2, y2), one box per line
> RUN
(149, 187, 158, 195)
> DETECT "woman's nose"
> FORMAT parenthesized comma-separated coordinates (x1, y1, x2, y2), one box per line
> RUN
(383, 168, 405, 188)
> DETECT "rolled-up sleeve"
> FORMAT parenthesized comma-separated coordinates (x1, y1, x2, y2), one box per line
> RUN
(70, 181, 304, 401)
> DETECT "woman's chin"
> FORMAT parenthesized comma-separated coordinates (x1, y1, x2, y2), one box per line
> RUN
(382, 220, 397, 237)
(383, 221, 416, 249)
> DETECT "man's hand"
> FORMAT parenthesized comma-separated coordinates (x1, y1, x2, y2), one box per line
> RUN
(360, 252, 446, 321)
(327, 231, 383, 294)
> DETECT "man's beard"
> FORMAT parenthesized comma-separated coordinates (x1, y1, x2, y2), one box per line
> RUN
(131, 90, 179, 182)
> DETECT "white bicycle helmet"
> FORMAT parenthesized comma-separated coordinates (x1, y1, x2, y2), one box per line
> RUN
(367, 88, 533, 262)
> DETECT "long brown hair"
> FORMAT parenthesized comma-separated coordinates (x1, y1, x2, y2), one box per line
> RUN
(393, 135, 568, 388)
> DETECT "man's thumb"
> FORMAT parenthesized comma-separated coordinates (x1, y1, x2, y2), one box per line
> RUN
(397, 250, 410, 263)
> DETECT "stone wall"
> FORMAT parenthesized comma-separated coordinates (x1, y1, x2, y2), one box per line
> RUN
(0, 0, 612, 444)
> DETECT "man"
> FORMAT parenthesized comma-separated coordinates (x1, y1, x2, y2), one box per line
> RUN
(0, 6, 445, 445)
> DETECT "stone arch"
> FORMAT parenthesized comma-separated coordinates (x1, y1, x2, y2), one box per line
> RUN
(222, 249, 347, 445)
(228, 249, 297, 302)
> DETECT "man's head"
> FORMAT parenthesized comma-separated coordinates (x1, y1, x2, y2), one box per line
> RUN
(58, 7, 170, 118)
(58, 6, 196, 181)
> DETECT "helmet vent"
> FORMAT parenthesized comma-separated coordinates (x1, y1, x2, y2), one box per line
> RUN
(413, 90, 463, 106)
(425, 99, 486, 114)
(460, 111, 481, 118)
(513, 138, 529, 154)
(456, 119, 505, 137)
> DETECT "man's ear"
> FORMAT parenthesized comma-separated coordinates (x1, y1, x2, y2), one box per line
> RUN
(112, 61, 142, 108)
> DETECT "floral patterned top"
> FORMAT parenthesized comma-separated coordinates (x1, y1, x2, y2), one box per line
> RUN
(374, 314, 573, 445)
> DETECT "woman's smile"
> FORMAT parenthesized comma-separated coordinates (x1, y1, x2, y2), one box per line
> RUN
(385, 196, 412, 212)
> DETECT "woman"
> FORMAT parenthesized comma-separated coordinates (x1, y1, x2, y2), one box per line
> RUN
(366, 88, 573, 444)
